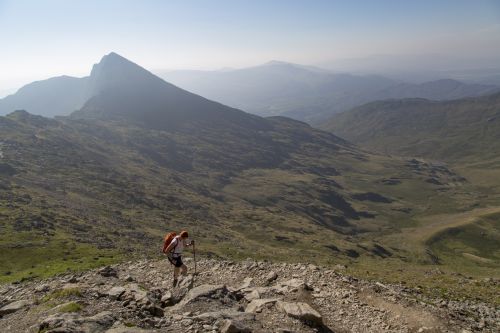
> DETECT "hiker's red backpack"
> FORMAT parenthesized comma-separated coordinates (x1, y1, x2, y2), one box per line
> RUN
(162, 232, 177, 254)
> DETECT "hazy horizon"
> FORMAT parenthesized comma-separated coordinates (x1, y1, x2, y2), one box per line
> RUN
(1, 0, 499, 96)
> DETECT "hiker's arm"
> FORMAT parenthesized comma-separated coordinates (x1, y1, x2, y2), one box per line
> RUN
(184, 239, 194, 247)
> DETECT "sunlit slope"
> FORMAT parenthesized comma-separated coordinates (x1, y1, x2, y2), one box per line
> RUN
(323, 92, 500, 163)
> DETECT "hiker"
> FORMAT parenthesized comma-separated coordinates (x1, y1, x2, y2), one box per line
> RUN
(163, 230, 194, 287)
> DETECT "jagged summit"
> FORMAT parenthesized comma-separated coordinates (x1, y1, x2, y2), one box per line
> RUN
(86, 52, 168, 96)
(73, 53, 269, 131)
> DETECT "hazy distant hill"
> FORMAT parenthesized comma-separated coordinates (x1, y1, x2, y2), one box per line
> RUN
(0, 76, 87, 117)
(1, 58, 497, 121)
(160, 62, 397, 122)
(160, 62, 499, 123)
(323, 92, 500, 163)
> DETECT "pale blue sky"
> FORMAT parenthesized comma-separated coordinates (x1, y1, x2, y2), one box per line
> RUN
(1, 0, 499, 93)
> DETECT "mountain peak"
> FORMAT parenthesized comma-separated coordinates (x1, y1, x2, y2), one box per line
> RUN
(90, 52, 145, 77)
(99, 52, 134, 66)
(261, 60, 298, 68)
(86, 52, 167, 101)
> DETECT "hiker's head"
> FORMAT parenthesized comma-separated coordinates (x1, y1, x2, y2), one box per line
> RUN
(180, 230, 189, 238)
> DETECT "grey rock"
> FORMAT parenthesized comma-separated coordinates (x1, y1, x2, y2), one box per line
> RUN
(220, 319, 252, 333)
(39, 311, 115, 333)
(107, 286, 126, 301)
(35, 284, 50, 293)
(176, 284, 228, 308)
(99, 266, 118, 278)
(122, 284, 149, 304)
(277, 301, 322, 325)
(245, 298, 279, 313)
(194, 310, 255, 322)
(266, 271, 278, 283)
(143, 304, 164, 317)
(0, 300, 30, 316)
(160, 291, 173, 306)
(177, 274, 194, 289)
(123, 275, 135, 282)
(105, 326, 152, 333)
(273, 278, 312, 293)
(237, 277, 253, 290)
(244, 289, 261, 301)
(66, 276, 79, 284)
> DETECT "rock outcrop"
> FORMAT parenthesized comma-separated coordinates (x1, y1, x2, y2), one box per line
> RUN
(0, 258, 497, 332)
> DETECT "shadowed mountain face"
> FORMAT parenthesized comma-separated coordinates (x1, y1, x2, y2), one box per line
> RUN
(322, 92, 500, 163)
(159, 63, 499, 123)
(72, 53, 269, 131)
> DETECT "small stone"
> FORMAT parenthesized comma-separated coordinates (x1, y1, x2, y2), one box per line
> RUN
(181, 319, 193, 326)
(161, 291, 173, 306)
(99, 266, 118, 278)
(35, 284, 50, 293)
(266, 271, 278, 283)
(66, 276, 79, 284)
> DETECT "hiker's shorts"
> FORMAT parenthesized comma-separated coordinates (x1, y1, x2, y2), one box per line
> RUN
(168, 255, 183, 268)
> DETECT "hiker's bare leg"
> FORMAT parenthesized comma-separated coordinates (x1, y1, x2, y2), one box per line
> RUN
(173, 267, 180, 280)
(181, 264, 187, 276)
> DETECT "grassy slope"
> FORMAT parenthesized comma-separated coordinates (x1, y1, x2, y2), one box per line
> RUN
(322, 92, 500, 163)
(318, 93, 500, 304)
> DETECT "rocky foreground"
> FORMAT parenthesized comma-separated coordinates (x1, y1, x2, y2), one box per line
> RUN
(0, 258, 498, 332)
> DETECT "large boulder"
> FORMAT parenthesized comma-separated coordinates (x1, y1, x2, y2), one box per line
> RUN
(107, 286, 126, 300)
(39, 311, 115, 332)
(220, 319, 253, 333)
(276, 301, 322, 325)
(0, 300, 30, 316)
(175, 284, 228, 308)
(194, 310, 255, 323)
(245, 298, 279, 313)
(121, 284, 150, 304)
(105, 327, 154, 333)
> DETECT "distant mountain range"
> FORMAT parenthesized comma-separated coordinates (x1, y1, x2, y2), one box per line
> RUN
(1, 58, 498, 122)
(159, 62, 499, 122)
(322, 92, 500, 164)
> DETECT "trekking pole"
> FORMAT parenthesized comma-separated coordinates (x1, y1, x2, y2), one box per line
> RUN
(193, 240, 197, 275)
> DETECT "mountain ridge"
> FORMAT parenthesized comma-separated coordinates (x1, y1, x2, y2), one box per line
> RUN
(322, 91, 500, 163)
(159, 63, 499, 122)
(2, 55, 497, 121)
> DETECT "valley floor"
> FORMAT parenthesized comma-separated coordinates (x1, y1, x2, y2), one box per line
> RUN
(0, 257, 497, 332)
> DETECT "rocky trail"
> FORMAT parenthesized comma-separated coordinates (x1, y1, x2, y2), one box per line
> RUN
(0, 258, 498, 332)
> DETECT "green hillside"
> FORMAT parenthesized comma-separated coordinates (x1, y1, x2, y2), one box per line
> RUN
(323, 92, 500, 163)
